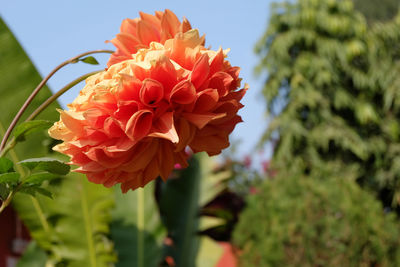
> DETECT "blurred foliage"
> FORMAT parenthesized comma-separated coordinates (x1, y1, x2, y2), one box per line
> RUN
(353, 0, 399, 23)
(257, 0, 400, 206)
(233, 176, 400, 266)
(1, 17, 116, 266)
(157, 154, 228, 267)
(111, 183, 166, 267)
(14, 174, 116, 267)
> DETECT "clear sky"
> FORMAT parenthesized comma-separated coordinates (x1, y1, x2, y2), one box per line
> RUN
(1, 0, 274, 158)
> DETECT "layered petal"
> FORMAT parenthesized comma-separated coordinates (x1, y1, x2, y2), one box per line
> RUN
(49, 10, 246, 192)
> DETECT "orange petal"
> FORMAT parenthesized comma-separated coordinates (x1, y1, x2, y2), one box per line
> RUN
(175, 118, 195, 151)
(149, 112, 179, 143)
(140, 78, 164, 107)
(169, 79, 196, 104)
(137, 19, 160, 45)
(190, 131, 229, 156)
(183, 112, 226, 129)
(194, 88, 219, 113)
(125, 109, 153, 140)
(118, 74, 142, 101)
(211, 100, 242, 124)
(115, 33, 141, 54)
(59, 110, 85, 135)
(104, 117, 125, 137)
(190, 53, 210, 88)
(83, 109, 107, 128)
(121, 140, 159, 172)
(149, 57, 177, 94)
(161, 9, 181, 41)
(120, 18, 138, 36)
(209, 72, 234, 97)
(157, 140, 175, 180)
(209, 48, 224, 76)
(114, 100, 140, 122)
(221, 87, 247, 102)
(139, 11, 161, 32)
(179, 17, 192, 33)
(120, 172, 142, 192)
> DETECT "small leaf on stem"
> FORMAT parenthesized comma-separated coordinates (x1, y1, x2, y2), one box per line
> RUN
(19, 186, 53, 199)
(80, 56, 99, 65)
(0, 157, 14, 173)
(13, 120, 53, 141)
(19, 158, 70, 175)
(0, 184, 8, 200)
(23, 172, 58, 186)
(0, 172, 20, 184)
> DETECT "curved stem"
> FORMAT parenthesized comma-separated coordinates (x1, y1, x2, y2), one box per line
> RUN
(0, 49, 113, 153)
(0, 71, 102, 158)
(26, 70, 101, 121)
(137, 188, 144, 267)
(0, 182, 22, 213)
(0, 191, 13, 213)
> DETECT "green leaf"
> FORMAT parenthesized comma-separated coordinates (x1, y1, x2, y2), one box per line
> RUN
(111, 183, 166, 267)
(24, 172, 58, 185)
(19, 157, 70, 175)
(51, 174, 116, 266)
(17, 241, 48, 267)
(14, 173, 116, 266)
(199, 154, 231, 207)
(80, 56, 99, 65)
(157, 153, 229, 267)
(19, 186, 53, 199)
(13, 120, 53, 141)
(0, 172, 20, 184)
(0, 183, 8, 200)
(0, 17, 115, 266)
(0, 18, 59, 162)
(0, 157, 14, 173)
(158, 156, 202, 267)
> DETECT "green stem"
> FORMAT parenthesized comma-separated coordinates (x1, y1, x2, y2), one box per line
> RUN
(0, 182, 22, 213)
(0, 70, 102, 158)
(0, 70, 103, 214)
(137, 188, 144, 267)
(0, 191, 14, 213)
(26, 70, 101, 121)
(0, 49, 113, 153)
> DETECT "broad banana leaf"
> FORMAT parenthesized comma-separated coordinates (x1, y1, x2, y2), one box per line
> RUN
(0, 17, 116, 266)
(111, 183, 166, 267)
(158, 153, 227, 267)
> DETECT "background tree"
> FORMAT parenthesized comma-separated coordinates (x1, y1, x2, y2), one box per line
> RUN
(257, 0, 400, 207)
(233, 176, 400, 266)
(353, 0, 399, 23)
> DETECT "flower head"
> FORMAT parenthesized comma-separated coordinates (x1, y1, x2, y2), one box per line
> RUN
(49, 12, 247, 192)
(107, 9, 195, 67)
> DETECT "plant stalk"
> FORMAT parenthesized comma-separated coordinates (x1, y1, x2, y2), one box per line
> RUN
(138, 188, 144, 267)
(0, 49, 113, 153)
(0, 71, 102, 158)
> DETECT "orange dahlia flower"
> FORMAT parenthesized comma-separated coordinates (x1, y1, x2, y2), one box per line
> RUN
(49, 14, 247, 192)
(107, 9, 194, 67)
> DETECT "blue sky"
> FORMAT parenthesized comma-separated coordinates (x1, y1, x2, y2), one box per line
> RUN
(1, 0, 274, 158)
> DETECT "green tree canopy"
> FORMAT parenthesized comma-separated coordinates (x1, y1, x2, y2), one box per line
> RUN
(258, 0, 400, 206)
(353, 0, 399, 23)
(233, 176, 400, 266)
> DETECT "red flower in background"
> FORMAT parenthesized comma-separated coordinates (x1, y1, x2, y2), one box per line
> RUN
(49, 10, 247, 192)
